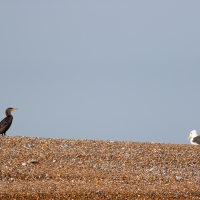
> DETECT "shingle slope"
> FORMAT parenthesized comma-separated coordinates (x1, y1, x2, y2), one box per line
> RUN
(0, 136, 199, 199)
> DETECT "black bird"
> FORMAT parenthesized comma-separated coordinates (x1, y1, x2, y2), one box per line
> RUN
(0, 107, 18, 136)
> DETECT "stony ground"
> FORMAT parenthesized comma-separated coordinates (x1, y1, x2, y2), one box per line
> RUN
(0, 136, 199, 199)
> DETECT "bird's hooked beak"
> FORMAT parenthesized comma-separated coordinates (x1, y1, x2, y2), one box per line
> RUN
(188, 135, 191, 140)
(11, 108, 18, 111)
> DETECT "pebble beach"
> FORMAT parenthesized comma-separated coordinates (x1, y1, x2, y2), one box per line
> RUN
(0, 136, 200, 199)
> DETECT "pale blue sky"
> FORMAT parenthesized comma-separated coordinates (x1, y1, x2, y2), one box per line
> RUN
(1, 1, 200, 143)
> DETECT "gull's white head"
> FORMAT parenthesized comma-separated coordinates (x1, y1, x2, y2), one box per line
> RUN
(188, 130, 198, 141)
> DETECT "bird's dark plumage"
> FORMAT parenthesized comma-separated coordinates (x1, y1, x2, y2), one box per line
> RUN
(0, 108, 18, 136)
(192, 136, 200, 145)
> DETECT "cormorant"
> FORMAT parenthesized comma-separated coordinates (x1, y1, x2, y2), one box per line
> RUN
(0, 107, 18, 136)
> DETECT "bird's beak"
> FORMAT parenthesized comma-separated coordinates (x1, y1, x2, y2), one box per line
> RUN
(11, 108, 18, 111)
(188, 136, 191, 140)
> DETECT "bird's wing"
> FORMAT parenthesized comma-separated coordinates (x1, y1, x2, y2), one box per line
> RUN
(192, 136, 200, 145)
(0, 117, 12, 134)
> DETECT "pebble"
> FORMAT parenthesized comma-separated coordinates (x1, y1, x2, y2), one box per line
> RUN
(28, 160, 38, 164)
(176, 176, 183, 181)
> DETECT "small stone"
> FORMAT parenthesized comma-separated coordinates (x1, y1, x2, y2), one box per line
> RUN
(93, 164, 100, 169)
(161, 170, 166, 174)
(149, 167, 155, 172)
(176, 176, 183, 181)
(125, 153, 130, 158)
(196, 178, 200, 183)
(22, 163, 26, 166)
(28, 159, 38, 164)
